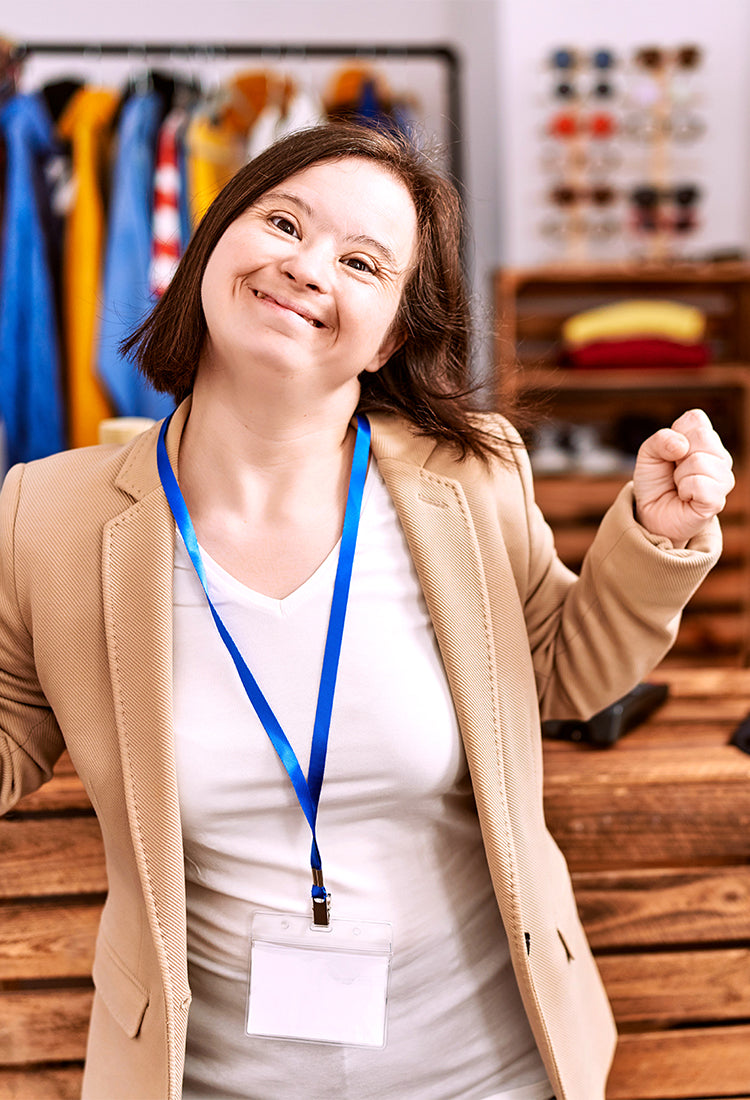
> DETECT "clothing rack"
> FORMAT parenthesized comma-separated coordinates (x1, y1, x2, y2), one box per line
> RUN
(14, 40, 464, 186)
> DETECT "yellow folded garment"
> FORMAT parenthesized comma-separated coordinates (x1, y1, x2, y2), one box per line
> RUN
(562, 299, 706, 347)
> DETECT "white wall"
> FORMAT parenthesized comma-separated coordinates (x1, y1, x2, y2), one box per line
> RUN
(495, 0, 750, 266)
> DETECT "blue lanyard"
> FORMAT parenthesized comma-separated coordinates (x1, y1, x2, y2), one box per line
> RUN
(156, 412, 371, 926)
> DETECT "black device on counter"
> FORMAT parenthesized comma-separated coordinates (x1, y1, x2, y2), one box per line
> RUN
(541, 681, 669, 747)
(730, 712, 750, 755)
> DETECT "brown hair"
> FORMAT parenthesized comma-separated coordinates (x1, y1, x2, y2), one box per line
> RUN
(123, 123, 505, 460)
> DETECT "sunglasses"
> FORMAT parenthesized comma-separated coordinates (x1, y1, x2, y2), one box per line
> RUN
(629, 184, 702, 234)
(549, 184, 618, 207)
(553, 78, 615, 100)
(548, 110, 617, 139)
(623, 110, 706, 143)
(540, 214, 621, 241)
(630, 184, 701, 207)
(634, 45, 702, 70)
(550, 48, 616, 71)
(541, 144, 623, 174)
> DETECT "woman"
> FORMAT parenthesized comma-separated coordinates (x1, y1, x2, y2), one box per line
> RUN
(0, 124, 733, 1100)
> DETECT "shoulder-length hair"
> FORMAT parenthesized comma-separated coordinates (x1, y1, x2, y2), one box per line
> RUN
(123, 122, 505, 460)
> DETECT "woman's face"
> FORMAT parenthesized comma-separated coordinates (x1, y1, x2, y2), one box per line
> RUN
(199, 157, 418, 403)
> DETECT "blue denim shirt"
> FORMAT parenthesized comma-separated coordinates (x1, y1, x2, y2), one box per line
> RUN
(0, 94, 66, 464)
(98, 91, 174, 420)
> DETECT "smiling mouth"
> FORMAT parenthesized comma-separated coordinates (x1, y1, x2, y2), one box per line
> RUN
(252, 289, 325, 328)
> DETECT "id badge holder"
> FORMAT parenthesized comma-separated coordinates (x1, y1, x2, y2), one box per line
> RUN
(246, 911, 393, 1048)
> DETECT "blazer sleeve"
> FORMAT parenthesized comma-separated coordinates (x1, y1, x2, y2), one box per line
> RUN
(0, 464, 65, 815)
(512, 433, 722, 721)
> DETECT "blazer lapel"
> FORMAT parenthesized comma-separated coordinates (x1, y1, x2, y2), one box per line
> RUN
(101, 405, 191, 1007)
(369, 416, 512, 825)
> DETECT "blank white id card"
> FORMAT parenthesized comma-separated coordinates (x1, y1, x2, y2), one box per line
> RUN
(246, 911, 393, 1048)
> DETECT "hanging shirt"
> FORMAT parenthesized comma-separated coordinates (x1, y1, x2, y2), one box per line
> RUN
(173, 462, 551, 1100)
(0, 93, 66, 465)
(274, 88, 325, 141)
(149, 106, 188, 298)
(176, 109, 193, 257)
(358, 78, 384, 124)
(244, 78, 324, 164)
(245, 100, 283, 162)
(325, 65, 391, 128)
(97, 91, 174, 420)
(185, 110, 244, 228)
(57, 86, 119, 448)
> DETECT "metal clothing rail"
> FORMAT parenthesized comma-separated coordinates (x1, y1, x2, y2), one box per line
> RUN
(15, 40, 463, 186)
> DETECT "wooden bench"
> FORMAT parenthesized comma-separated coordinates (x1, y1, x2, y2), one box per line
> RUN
(546, 667, 750, 1100)
(2, 668, 750, 1099)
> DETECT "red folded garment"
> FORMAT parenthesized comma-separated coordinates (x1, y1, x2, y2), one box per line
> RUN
(562, 337, 710, 369)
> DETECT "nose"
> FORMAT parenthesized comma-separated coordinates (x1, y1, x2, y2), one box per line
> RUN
(280, 242, 331, 293)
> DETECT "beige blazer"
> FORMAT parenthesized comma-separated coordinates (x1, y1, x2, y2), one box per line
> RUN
(0, 399, 720, 1100)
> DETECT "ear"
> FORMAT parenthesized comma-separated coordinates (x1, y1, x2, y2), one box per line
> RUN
(363, 324, 407, 374)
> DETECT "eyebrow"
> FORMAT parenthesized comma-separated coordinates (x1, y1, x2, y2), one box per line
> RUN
(261, 189, 401, 270)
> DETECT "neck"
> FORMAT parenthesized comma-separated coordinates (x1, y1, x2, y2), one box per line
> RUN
(177, 373, 361, 521)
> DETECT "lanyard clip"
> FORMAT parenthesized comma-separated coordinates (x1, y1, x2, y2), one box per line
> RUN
(312, 869, 331, 928)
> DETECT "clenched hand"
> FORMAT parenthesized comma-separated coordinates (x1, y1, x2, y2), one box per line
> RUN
(633, 409, 734, 547)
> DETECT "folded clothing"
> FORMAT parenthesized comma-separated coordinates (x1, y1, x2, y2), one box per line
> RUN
(562, 299, 706, 347)
(563, 336, 710, 369)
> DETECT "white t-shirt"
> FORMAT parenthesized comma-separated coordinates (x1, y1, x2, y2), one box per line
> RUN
(173, 461, 552, 1100)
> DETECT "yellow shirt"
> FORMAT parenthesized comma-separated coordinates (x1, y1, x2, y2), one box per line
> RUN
(58, 86, 119, 447)
(185, 111, 244, 228)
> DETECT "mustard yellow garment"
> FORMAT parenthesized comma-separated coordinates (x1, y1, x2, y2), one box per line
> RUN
(562, 299, 706, 347)
(58, 87, 119, 447)
(186, 111, 245, 228)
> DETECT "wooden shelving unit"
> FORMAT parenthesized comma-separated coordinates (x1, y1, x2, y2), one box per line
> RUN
(494, 263, 750, 665)
(495, 262, 750, 380)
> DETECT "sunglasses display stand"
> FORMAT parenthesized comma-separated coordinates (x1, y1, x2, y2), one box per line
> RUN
(645, 57, 671, 263)
(540, 47, 620, 263)
(539, 45, 705, 264)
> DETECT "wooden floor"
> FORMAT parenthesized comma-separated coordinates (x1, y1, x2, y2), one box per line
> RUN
(2, 667, 750, 1098)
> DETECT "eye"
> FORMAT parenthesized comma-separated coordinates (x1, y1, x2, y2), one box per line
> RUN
(343, 256, 377, 275)
(269, 215, 299, 237)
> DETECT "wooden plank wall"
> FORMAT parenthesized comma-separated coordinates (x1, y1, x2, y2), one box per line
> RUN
(0, 750, 103, 1099)
(3, 669, 750, 1098)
